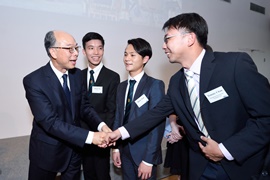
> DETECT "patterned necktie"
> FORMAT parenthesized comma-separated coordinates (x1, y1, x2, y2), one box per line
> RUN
(62, 74, 71, 109)
(185, 70, 209, 137)
(123, 80, 136, 125)
(88, 70, 95, 96)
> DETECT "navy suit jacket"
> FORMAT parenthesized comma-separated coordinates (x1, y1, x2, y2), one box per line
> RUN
(23, 62, 103, 172)
(113, 73, 165, 166)
(124, 51, 270, 180)
(81, 66, 120, 130)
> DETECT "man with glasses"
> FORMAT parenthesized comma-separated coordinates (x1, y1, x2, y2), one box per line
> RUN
(108, 13, 270, 180)
(23, 30, 112, 180)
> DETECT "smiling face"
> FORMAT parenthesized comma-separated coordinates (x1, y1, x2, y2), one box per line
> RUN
(49, 31, 79, 73)
(162, 28, 190, 65)
(83, 39, 104, 69)
(124, 44, 149, 77)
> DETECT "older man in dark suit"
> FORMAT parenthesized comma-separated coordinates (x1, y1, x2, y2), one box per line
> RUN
(108, 13, 270, 180)
(23, 30, 111, 180)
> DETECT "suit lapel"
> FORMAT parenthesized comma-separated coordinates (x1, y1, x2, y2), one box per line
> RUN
(128, 74, 148, 120)
(95, 66, 106, 84)
(44, 63, 68, 108)
(179, 69, 197, 127)
(69, 72, 76, 118)
(119, 81, 128, 124)
(200, 51, 216, 105)
(43, 63, 73, 119)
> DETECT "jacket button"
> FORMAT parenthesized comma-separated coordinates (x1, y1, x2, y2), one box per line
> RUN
(261, 171, 268, 176)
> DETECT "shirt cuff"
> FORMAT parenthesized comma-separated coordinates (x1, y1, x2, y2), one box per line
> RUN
(142, 161, 153, 166)
(98, 122, 106, 131)
(219, 143, 234, 161)
(119, 126, 130, 140)
(112, 149, 120, 153)
(85, 131, 94, 144)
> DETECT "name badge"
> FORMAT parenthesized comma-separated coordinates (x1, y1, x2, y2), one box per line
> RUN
(92, 86, 103, 94)
(135, 94, 149, 108)
(204, 86, 228, 103)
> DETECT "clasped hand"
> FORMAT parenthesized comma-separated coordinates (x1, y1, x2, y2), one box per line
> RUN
(92, 128, 122, 148)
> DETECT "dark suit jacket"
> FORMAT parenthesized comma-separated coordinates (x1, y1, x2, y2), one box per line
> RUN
(23, 62, 103, 172)
(113, 73, 165, 166)
(124, 51, 270, 180)
(81, 66, 120, 130)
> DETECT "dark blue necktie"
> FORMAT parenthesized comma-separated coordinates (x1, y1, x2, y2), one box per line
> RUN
(88, 70, 95, 96)
(62, 74, 71, 109)
(123, 80, 136, 125)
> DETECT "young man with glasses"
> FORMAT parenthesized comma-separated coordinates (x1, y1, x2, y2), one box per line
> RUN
(108, 13, 270, 180)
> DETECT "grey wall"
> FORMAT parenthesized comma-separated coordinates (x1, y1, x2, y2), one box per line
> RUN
(0, 0, 269, 139)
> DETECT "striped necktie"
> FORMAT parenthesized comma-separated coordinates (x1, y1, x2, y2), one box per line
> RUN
(185, 70, 209, 137)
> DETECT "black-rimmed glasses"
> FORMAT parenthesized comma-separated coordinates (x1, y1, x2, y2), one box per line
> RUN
(163, 32, 191, 44)
(51, 46, 81, 53)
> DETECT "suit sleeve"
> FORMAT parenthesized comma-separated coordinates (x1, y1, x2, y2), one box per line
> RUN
(143, 80, 166, 164)
(80, 86, 104, 130)
(124, 83, 175, 141)
(23, 75, 89, 148)
(104, 74, 120, 128)
(222, 52, 270, 163)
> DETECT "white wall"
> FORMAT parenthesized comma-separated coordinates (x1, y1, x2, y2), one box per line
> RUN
(0, 0, 269, 139)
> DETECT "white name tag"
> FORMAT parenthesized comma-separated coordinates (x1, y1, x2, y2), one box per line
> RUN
(135, 94, 149, 108)
(204, 86, 228, 103)
(92, 86, 103, 94)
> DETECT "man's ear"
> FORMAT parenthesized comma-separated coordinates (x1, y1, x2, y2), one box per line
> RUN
(143, 56, 150, 65)
(187, 32, 196, 47)
(49, 48, 57, 59)
(82, 48, 86, 56)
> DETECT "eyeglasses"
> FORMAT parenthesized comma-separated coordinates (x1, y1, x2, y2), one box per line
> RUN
(163, 32, 191, 44)
(51, 46, 81, 53)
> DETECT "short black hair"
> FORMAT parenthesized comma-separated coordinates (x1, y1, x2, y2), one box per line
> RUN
(127, 38, 152, 59)
(82, 32, 105, 49)
(162, 13, 208, 48)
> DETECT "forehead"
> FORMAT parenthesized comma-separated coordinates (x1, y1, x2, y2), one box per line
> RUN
(86, 39, 103, 47)
(125, 44, 136, 52)
(55, 31, 77, 46)
(165, 27, 180, 35)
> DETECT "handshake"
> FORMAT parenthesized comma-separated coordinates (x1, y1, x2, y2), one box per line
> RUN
(92, 125, 122, 148)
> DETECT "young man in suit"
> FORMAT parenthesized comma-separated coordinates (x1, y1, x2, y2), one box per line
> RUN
(81, 32, 120, 180)
(112, 38, 165, 180)
(108, 13, 270, 180)
(23, 30, 112, 180)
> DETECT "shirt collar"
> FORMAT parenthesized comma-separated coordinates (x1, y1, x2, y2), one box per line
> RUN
(50, 61, 68, 80)
(128, 70, 144, 83)
(186, 49, 205, 76)
(88, 62, 103, 75)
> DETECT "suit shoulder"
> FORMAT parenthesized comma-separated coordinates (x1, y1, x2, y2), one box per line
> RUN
(69, 67, 82, 76)
(102, 66, 120, 77)
(144, 74, 165, 87)
(23, 64, 47, 81)
(213, 51, 251, 60)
